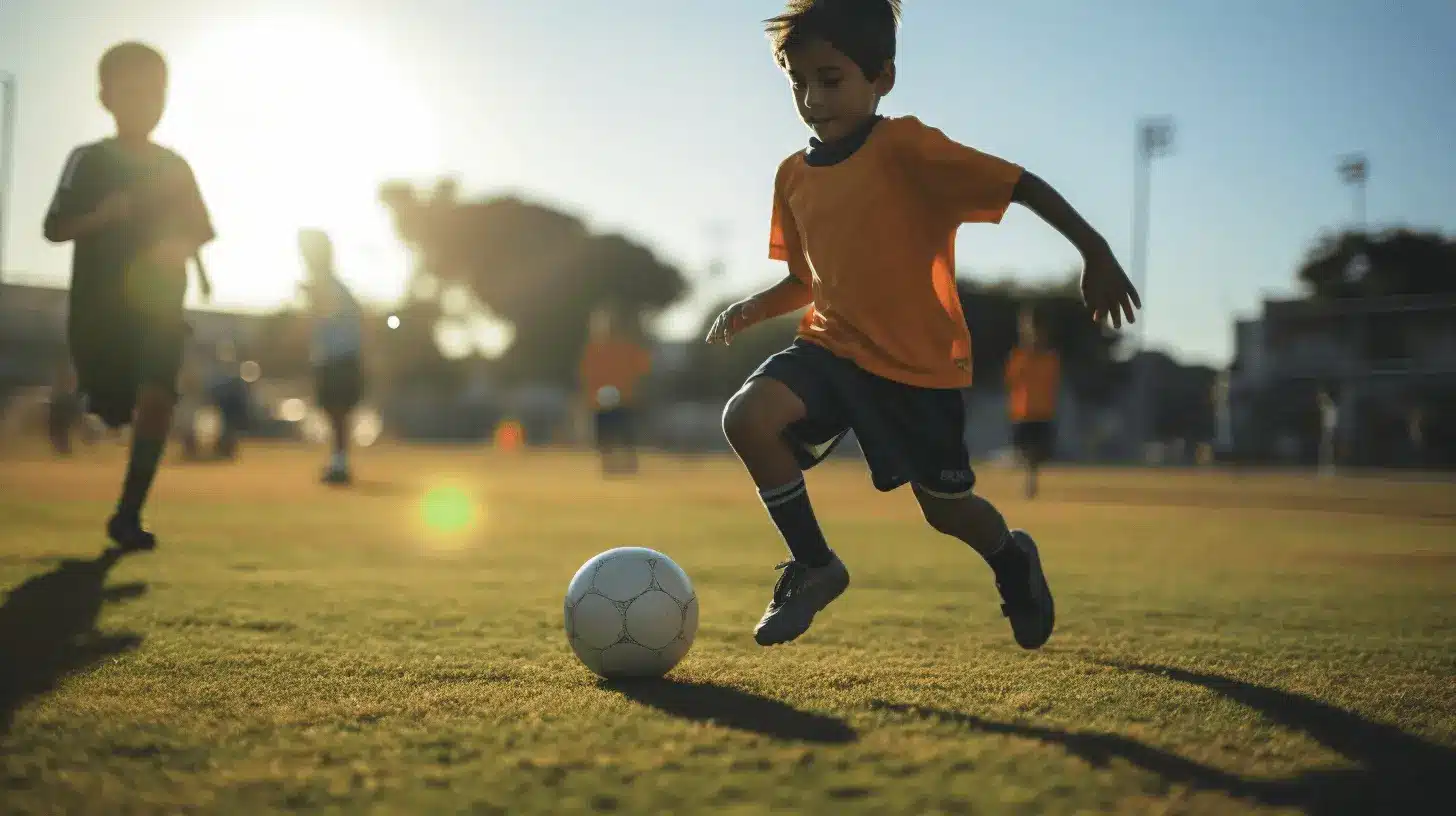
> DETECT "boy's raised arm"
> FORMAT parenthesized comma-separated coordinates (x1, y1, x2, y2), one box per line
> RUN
(1012, 172, 1142, 328)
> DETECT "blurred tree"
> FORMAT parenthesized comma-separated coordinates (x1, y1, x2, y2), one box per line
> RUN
(1138, 350, 1217, 445)
(380, 181, 687, 387)
(1298, 228, 1456, 299)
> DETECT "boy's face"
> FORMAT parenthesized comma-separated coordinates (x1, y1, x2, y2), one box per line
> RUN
(782, 39, 894, 143)
(101, 68, 167, 139)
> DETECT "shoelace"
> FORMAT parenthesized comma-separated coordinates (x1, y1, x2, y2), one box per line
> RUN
(771, 560, 810, 606)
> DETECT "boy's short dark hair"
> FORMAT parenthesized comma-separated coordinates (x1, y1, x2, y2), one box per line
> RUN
(765, 0, 901, 81)
(99, 41, 167, 87)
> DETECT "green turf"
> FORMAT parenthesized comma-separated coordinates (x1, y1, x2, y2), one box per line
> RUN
(1, 446, 1453, 814)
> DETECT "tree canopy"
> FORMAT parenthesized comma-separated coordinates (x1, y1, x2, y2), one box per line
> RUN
(1298, 228, 1456, 299)
(380, 180, 687, 386)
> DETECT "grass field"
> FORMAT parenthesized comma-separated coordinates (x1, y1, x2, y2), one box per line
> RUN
(1, 445, 1453, 814)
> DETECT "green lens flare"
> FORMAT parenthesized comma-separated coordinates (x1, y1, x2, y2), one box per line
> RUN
(422, 487, 474, 533)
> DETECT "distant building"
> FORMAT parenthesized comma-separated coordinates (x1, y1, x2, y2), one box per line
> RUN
(0, 281, 274, 392)
(1226, 293, 1456, 467)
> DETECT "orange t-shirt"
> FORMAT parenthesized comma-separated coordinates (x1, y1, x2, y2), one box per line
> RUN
(768, 115, 1024, 389)
(1005, 346, 1061, 422)
(579, 338, 652, 409)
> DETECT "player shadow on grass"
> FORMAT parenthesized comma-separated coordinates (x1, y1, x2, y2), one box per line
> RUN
(604, 678, 858, 744)
(870, 662, 1454, 814)
(0, 548, 146, 734)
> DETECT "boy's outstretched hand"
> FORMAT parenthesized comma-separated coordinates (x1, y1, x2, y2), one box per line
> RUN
(705, 298, 762, 346)
(1081, 244, 1142, 329)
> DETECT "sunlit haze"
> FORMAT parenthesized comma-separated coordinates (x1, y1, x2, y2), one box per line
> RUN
(2, 0, 1454, 364)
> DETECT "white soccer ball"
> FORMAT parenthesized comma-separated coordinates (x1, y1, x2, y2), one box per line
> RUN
(564, 547, 698, 678)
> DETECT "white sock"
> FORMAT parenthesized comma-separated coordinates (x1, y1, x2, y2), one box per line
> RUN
(330, 451, 348, 470)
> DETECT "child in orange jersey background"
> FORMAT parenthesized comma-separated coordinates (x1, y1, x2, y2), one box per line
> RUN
(707, 0, 1139, 650)
(579, 309, 653, 476)
(1005, 308, 1062, 499)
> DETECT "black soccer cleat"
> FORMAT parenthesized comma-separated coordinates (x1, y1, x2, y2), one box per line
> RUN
(107, 513, 157, 553)
(753, 554, 850, 646)
(996, 530, 1055, 649)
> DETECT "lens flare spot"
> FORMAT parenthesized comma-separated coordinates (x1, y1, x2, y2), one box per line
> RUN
(422, 487, 476, 534)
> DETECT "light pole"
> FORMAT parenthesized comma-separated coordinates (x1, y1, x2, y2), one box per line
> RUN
(0, 72, 16, 286)
(1338, 153, 1368, 232)
(1129, 116, 1174, 458)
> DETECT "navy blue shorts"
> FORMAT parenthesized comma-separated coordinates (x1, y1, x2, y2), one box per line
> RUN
(1013, 421, 1056, 463)
(68, 307, 187, 429)
(315, 357, 364, 414)
(747, 340, 976, 497)
(595, 407, 636, 449)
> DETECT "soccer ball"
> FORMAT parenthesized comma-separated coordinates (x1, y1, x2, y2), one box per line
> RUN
(564, 547, 698, 678)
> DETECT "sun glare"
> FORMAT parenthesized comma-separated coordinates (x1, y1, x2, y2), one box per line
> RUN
(160, 16, 444, 309)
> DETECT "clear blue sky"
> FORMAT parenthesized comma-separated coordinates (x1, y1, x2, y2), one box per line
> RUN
(2, 0, 1454, 365)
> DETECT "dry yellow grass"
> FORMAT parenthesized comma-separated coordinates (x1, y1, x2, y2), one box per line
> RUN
(1, 445, 1452, 814)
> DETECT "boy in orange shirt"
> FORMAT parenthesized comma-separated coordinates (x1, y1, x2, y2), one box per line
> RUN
(1005, 309, 1062, 499)
(708, 0, 1139, 649)
(579, 310, 653, 476)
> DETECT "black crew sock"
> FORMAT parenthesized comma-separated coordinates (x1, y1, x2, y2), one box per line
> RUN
(117, 436, 166, 522)
(759, 478, 833, 567)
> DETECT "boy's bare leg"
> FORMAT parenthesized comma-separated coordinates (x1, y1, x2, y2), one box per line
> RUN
(108, 384, 174, 551)
(723, 377, 849, 645)
(914, 488, 1055, 649)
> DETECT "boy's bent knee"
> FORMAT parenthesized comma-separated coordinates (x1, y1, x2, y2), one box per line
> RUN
(722, 377, 806, 447)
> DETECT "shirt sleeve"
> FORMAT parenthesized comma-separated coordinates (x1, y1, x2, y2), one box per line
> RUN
(766, 160, 812, 285)
(44, 145, 99, 236)
(172, 156, 217, 247)
(890, 116, 1024, 225)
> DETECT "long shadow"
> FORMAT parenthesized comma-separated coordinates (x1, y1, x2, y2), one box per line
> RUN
(0, 548, 146, 734)
(871, 662, 1455, 814)
(1111, 662, 1456, 813)
(605, 678, 858, 744)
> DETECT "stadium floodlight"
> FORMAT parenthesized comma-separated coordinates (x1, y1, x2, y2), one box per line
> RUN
(0, 72, 16, 286)
(1129, 116, 1175, 456)
(1338, 153, 1368, 231)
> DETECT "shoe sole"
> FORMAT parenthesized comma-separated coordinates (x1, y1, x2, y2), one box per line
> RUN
(1012, 531, 1055, 649)
(754, 569, 850, 646)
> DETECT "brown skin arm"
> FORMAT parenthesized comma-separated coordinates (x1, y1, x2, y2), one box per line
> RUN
(706, 273, 813, 345)
(1012, 171, 1142, 328)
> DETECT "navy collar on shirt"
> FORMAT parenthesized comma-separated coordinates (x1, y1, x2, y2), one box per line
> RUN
(803, 115, 885, 167)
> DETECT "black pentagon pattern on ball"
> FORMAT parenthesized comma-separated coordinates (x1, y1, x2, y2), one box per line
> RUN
(566, 553, 695, 663)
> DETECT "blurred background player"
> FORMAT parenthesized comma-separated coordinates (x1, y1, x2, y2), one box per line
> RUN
(300, 229, 365, 485)
(1317, 386, 1340, 478)
(1004, 308, 1061, 498)
(46, 360, 83, 456)
(578, 309, 653, 476)
(42, 41, 215, 551)
(205, 339, 250, 460)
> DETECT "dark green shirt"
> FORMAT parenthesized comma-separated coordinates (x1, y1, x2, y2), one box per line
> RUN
(45, 139, 215, 318)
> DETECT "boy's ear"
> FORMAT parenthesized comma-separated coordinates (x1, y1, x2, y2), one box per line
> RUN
(874, 61, 896, 96)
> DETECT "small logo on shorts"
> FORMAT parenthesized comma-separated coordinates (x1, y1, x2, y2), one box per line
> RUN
(940, 469, 973, 483)
(954, 357, 971, 372)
